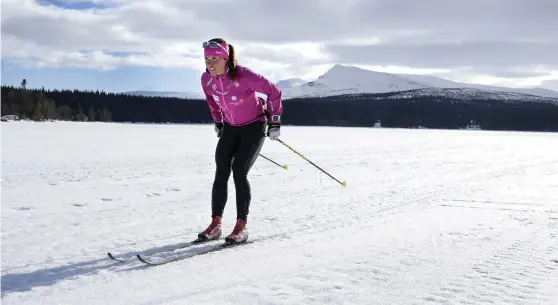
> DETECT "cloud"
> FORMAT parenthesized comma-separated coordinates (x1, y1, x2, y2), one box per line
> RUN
(2, 0, 558, 88)
(323, 41, 558, 75)
(160, 0, 558, 43)
(541, 80, 558, 91)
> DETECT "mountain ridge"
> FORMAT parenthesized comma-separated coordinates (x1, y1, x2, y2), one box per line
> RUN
(123, 64, 558, 100)
(281, 64, 558, 99)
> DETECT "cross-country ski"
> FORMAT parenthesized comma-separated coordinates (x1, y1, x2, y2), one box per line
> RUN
(136, 240, 257, 266)
(107, 237, 221, 263)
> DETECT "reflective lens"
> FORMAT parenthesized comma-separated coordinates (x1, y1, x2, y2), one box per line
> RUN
(202, 41, 221, 48)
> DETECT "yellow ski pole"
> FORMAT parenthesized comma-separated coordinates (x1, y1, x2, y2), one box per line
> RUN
(276, 139, 347, 187)
(259, 154, 288, 170)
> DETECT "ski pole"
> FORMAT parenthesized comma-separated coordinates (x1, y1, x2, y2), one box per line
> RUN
(276, 139, 347, 187)
(259, 154, 288, 170)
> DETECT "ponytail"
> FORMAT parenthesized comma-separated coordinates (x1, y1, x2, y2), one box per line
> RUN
(227, 44, 238, 82)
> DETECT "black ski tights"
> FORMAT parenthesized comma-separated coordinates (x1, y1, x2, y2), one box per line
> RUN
(211, 121, 266, 222)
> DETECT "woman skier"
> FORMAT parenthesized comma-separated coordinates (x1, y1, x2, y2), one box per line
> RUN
(197, 38, 283, 244)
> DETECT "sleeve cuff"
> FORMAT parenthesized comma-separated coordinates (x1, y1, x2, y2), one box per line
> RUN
(269, 115, 281, 123)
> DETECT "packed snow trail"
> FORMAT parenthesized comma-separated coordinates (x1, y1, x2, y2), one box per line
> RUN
(1, 121, 557, 304)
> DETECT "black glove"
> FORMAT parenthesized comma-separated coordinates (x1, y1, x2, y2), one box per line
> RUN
(214, 122, 223, 138)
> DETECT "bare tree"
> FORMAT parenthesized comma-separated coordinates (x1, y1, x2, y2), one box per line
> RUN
(43, 98, 57, 120)
(100, 107, 112, 121)
(56, 105, 74, 120)
(2, 104, 10, 116)
(88, 106, 96, 121)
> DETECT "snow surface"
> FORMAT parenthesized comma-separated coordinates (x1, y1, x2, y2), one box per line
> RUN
(2, 121, 558, 304)
(282, 64, 558, 99)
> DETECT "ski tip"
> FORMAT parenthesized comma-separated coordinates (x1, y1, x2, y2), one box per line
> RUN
(108, 252, 126, 262)
(136, 254, 150, 264)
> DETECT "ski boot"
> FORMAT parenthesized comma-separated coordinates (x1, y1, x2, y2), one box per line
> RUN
(197, 216, 222, 241)
(225, 218, 248, 244)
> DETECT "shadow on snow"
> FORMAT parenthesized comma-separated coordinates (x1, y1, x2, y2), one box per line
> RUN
(1, 240, 223, 296)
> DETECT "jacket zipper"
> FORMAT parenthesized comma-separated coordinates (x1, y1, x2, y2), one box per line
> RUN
(218, 77, 234, 123)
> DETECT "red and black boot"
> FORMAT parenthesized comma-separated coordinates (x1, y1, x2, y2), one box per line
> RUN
(225, 219, 248, 244)
(197, 216, 222, 241)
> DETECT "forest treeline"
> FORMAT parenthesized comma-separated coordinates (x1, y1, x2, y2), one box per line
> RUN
(2, 84, 558, 131)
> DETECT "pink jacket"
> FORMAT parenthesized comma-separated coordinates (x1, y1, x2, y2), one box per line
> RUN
(201, 66, 283, 126)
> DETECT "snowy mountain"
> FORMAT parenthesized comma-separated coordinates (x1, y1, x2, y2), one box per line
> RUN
(282, 64, 558, 100)
(121, 64, 558, 102)
(276, 78, 307, 89)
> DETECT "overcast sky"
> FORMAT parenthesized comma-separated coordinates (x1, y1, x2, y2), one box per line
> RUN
(2, 0, 557, 92)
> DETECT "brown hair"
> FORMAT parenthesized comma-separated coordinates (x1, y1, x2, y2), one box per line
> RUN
(208, 38, 238, 81)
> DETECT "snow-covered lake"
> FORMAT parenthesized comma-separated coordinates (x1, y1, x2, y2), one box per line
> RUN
(2, 121, 557, 304)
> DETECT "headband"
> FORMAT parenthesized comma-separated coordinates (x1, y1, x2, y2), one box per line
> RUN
(203, 41, 229, 59)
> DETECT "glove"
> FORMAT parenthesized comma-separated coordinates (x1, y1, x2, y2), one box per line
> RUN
(214, 122, 223, 138)
(267, 122, 280, 140)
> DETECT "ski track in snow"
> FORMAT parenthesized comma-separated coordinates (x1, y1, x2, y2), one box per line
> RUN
(1, 121, 557, 304)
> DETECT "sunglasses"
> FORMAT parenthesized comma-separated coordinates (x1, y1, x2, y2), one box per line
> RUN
(203, 41, 228, 49)
(203, 41, 221, 48)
